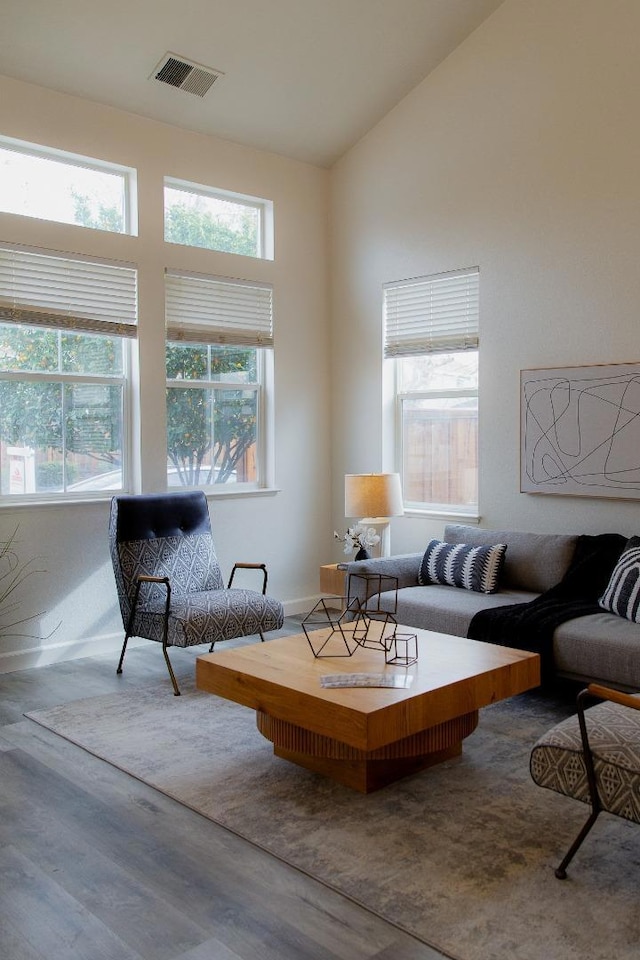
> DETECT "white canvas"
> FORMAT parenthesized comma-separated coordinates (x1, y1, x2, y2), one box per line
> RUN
(521, 363, 640, 500)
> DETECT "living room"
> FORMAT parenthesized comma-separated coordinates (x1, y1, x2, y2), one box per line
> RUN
(1, 0, 640, 674)
(1, 1, 639, 958)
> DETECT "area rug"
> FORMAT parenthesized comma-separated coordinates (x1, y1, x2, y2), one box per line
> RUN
(26, 680, 640, 960)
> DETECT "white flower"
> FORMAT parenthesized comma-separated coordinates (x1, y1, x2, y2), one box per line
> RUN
(334, 523, 380, 554)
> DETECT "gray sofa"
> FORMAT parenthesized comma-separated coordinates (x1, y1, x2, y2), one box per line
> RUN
(343, 524, 640, 691)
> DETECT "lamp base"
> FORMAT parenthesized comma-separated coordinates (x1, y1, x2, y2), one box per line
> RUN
(359, 517, 391, 558)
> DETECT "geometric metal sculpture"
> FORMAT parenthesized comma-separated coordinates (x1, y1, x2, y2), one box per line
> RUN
(302, 596, 366, 657)
(385, 631, 418, 666)
(308, 570, 420, 665)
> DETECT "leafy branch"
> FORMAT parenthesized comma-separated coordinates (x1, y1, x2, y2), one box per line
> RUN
(0, 526, 58, 639)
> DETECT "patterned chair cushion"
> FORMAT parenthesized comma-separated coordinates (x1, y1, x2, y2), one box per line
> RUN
(111, 528, 225, 624)
(530, 697, 640, 822)
(132, 587, 284, 648)
(122, 533, 223, 598)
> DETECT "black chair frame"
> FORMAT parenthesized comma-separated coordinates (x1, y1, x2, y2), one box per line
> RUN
(116, 562, 271, 697)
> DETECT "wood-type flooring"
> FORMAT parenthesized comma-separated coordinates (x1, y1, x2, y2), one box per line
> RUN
(0, 624, 449, 960)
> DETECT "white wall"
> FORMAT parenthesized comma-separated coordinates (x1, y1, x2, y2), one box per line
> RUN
(330, 0, 640, 559)
(0, 75, 330, 670)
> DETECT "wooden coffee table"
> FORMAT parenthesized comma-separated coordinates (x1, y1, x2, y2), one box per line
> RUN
(196, 626, 540, 793)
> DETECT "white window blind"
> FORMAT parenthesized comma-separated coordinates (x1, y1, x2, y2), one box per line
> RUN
(384, 267, 479, 358)
(0, 244, 137, 337)
(165, 270, 273, 347)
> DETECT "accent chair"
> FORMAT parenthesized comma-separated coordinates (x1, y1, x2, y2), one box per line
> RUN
(530, 683, 640, 878)
(109, 490, 284, 695)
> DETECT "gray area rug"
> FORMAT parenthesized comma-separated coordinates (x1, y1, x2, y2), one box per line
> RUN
(26, 678, 640, 960)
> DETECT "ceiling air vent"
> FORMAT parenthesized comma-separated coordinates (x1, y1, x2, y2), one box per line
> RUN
(152, 53, 223, 98)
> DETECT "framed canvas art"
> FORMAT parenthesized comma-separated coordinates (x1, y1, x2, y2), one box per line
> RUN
(520, 362, 640, 499)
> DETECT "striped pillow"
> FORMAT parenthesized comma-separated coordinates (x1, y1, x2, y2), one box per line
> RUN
(418, 539, 507, 594)
(599, 537, 640, 622)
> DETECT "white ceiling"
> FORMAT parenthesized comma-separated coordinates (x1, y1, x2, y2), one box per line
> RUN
(0, 0, 504, 168)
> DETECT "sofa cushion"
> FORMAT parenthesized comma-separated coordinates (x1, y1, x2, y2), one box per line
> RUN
(554, 611, 640, 691)
(599, 536, 640, 623)
(418, 539, 506, 594)
(445, 525, 578, 593)
(377, 584, 538, 638)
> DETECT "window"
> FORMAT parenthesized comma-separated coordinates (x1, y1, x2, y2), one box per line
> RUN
(0, 246, 137, 499)
(164, 178, 272, 259)
(165, 271, 273, 490)
(384, 268, 479, 515)
(0, 136, 135, 234)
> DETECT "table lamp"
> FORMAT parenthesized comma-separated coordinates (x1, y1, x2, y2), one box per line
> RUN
(344, 473, 404, 557)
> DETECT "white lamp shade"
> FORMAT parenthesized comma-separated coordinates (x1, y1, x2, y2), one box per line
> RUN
(344, 473, 404, 519)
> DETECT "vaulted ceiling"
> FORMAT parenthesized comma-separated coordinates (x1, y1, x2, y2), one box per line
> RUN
(0, 0, 504, 167)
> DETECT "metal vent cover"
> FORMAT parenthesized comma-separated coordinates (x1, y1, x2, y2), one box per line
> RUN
(152, 53, 223, 98)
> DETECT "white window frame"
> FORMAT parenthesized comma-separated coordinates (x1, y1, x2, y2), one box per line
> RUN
(0, 134, 137, 235)
(384, 268, 479, 519)
(164, 177, 274, 260)
(0, 244, 137, 503)
(164, 270, 274, 493)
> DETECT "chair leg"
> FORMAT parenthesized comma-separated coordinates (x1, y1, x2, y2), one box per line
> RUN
(160, 593, 180, 695)
(209, 632, 262, 652)
(555, 808, 600, 879)
(162, 638, 181, 697)
(116, 633, 130, 675)
(118, 584, 141, 677)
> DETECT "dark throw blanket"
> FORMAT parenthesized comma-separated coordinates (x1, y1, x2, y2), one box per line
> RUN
(467, 533, 627, 685)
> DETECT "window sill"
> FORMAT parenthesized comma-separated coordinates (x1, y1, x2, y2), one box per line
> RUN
(0, 487, 281, 508)
(402, 508, 480, 524)
(0, 494, 117, 509)
(204, 486, 280, 500)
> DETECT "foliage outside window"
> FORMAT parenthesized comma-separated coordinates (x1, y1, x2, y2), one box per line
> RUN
(164, 178, 271, 258)
(166, 343, 261, 488)
(385, 268, 479, 515)
(0, 136, 133, 234)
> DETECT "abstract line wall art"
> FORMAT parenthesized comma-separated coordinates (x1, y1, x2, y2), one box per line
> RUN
(521, 363, 640, 499)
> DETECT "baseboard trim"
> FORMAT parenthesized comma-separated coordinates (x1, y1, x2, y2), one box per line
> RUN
(283, 594, 321, 617)
(0, 633, 149, 674)
(0, 598, 323, 673)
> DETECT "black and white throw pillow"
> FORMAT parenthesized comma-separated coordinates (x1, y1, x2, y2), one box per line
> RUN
(418, 539, 507, 594)
(599, 536, 640, 623)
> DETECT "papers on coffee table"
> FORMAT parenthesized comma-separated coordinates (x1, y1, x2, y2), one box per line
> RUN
(320, 673, 414, 689)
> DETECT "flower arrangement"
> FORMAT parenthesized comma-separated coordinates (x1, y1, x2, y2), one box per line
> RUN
(334, 523, 380, 557)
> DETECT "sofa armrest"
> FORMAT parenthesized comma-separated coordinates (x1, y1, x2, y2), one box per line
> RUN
(342, 553, 422, 604)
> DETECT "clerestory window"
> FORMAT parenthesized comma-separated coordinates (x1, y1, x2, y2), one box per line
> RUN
(164, 178, 273, 259)
(0, 135, 135, 234)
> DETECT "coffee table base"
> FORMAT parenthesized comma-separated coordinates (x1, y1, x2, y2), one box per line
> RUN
(257, 709, 479, 793)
